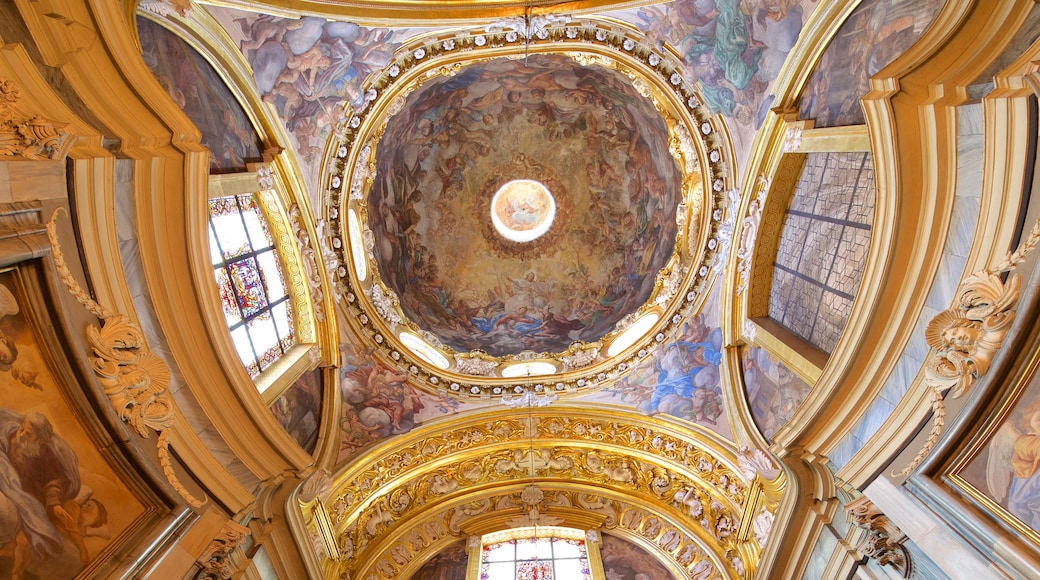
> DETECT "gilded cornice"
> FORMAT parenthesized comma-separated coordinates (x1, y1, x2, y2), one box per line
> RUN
(325, 17, 734, 399)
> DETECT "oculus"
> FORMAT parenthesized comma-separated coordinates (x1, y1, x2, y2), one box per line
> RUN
(491, 179, 556, 242)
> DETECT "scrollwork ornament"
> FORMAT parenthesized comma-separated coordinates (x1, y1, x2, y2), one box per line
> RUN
(0, 78, 72, 161)
(899, 218, 1039, 475)
(197, 520, 250, 580)
(47, 209, 206, 507)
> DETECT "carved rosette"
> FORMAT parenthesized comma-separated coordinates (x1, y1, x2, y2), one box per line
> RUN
(0, 78, 72, 161)
(845, 496, 910, 577)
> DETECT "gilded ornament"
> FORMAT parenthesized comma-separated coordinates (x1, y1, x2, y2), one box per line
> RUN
(47, 210, 205, 508)
(0, 78, 72, 161)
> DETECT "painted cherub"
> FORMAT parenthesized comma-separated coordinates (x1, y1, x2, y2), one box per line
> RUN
(988, 400, 1040, 528)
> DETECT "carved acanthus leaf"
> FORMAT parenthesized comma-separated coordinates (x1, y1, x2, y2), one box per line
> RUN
(47, 209, 205, 507)
(197, 520, 251, 580)
(900, 218, 1039, 475)
(845, 496, 910, 577)
(736, 445, 779, 481)
(0, 78, 72, 161)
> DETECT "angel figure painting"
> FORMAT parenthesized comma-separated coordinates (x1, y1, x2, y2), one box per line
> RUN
(960, 365, 1040, 534)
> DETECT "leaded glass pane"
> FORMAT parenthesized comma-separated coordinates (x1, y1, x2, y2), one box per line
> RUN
(517, 561, 552, 580)
(230, 326, 256, 374)
(214, 267, 241, 325)
(553, 559, 588, 576)
(551, 539, 581, 558)
(516, 538, 543, 560)
(209, 193, 299, 379)
(485, 541, 514, 562)
(208, 222, 224, 264)
(239, 195, 273, 247)
(272, 301, 294, 350)
(228, 257, 268, 317)
(483, 562, 514, 579)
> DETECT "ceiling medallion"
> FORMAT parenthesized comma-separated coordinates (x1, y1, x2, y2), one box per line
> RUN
(325, 18, 732, 399)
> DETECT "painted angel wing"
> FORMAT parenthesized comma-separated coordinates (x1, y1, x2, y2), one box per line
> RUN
(987, 419, 1020, 503)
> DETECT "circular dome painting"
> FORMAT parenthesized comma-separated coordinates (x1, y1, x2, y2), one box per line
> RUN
(368, 54, 682, 356)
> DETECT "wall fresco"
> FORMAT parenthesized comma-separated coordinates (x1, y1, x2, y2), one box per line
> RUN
(137, 16, 263, 173)
(208, 7, 424, 198)
(599, 533, 677, 579)
(583, 285, 729, 439)
(269, 368, 323, 454)
(743, 346, 812, 441)
(0, 272, 146, 579)
(336, 332, 475, 466)
(799, 0, 944, 127)
(368, 55, 681, 356)
(410, 539, 468, 579)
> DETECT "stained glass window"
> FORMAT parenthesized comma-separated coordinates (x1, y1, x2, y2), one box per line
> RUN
(479, 529, 591, 580)
(209, 193, 296, 377)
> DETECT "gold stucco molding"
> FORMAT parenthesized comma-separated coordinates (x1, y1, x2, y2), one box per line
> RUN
(47, 208, 207, 508)
(345, 486, 732, 579)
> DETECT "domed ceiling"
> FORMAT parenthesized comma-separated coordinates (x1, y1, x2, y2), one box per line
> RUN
(368, 54, 682, 356)
(327, 22, 730, 396)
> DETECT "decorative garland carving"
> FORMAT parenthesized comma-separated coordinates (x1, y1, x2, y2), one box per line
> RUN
(47, 209, 206, 507)
(345, 487, 726, 579)
(196, 520, 251, 580)
(138, 0, 191, 17)
(0, 78, 72, 160)
(844, 496, 910, 577)
(899, 216, 1040, 475)
(713, 188, 741, 275)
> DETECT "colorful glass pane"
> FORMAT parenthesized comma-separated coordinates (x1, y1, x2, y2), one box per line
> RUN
(230, 326, 258, 376)
(214, 267, 242, 325)
(228, 257, 268, 317)
(239, 194, 274, 247)
(481, 562, 515, 579)
(272, 301, 294, 351)
(517, 561, 552, 580)
(208, 196, 239, 216)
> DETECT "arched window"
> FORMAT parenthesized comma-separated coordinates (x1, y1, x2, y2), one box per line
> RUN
(208, 193, 296, 377)
(479, 527, 592, 579)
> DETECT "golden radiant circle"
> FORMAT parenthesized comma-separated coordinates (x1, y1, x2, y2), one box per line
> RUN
(490, 179, 556, 242)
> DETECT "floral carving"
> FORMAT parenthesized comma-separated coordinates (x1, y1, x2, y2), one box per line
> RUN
(47, 209, 205, 507)
(290, 205, 326, 321)
(0, 78, 72, 160)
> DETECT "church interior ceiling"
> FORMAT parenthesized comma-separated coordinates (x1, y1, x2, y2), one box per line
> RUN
(15, 0, 1040, 577)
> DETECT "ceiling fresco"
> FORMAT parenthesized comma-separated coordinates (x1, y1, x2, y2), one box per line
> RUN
(208, 7, 430, 198)
(367, 54, 682, 356)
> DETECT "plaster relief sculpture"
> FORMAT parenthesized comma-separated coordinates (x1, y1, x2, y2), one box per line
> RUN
(197, 520, 250, 580)
(47, 210, 205, 508)
(845, 496, 910, 577)
(0, 78, 72, 161)
(900, 216, 1040, 475)
(736, 177, 768, 295)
